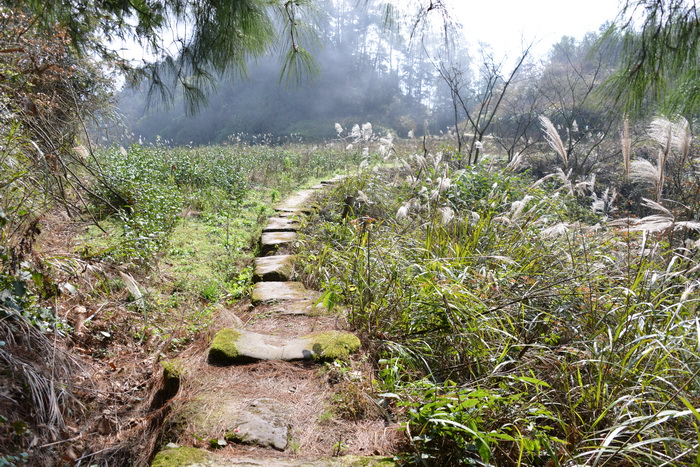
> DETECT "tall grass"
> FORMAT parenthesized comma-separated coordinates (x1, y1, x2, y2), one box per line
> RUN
(298, 156, 700, 465)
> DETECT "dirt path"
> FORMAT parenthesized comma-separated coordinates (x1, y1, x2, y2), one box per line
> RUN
(151, 179, 400, 466)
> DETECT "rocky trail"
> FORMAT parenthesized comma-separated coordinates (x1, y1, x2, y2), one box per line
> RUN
(150, 178, 399, 466)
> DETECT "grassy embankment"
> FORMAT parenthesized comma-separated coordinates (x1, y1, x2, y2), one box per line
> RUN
(295, 136, 700, 465)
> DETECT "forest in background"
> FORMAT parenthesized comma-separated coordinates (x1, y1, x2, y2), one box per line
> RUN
(116, 0, 442, 144)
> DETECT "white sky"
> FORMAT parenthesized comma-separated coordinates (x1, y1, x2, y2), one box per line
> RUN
(446, 0, 623, 59)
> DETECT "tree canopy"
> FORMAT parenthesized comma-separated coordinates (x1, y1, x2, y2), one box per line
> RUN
(608, 0, 700, 115)
(7, 0, 324, 111)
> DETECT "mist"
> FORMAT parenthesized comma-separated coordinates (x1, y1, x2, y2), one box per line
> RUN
(116, 0, 462, 145)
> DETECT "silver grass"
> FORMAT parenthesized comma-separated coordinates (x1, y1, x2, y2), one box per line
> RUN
(591, 188, 618, 216)
(555, 168, 575, 195)
(492, 216, 512, 225)
(118, 271, 144, 310)
(335, 122, 343, 135)
(539, 115, 568, 166)
(610, 198, 700, 232)
(573, 174, 595, 197)
(429, 151, 444, 171)
(621, 118, 631, 177)
(530, 173, 558, 189)
(351, 124, 361, 140)
(362, 122, 373, 141)
(641, 197, 672, 217)
(648, 116, 691, 159)
(435, 176, 451, 192)
(396, 205, 409, 219)
(412, 154, 428, 171)
(510, 195, 533, 221)
(679, 118, 692, 164)
(439, 206, 455, 225)
(542, 222, 571, 237)
(611, 215, 675, 232)
(379, 132, 394, 146)
(630, 158, 663, 202)
(506, 152, 525, 172)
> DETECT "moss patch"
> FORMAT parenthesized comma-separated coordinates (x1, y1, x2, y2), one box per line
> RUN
(208, 328, 242, 364)
(304, 331, 361, 360)
(150, 446, 211, 466)
(162, 359, 184, 390)
(336, 455, 397, 466)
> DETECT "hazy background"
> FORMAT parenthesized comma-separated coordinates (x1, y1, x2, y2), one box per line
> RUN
(115, 0, 622, 145)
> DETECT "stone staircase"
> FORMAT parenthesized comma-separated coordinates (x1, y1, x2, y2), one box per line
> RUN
(150, 177, 395, 466)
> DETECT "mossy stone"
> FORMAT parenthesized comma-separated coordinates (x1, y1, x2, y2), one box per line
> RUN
(208, 328, 242, 363)
(151, 446, 211, 466)
(161, 359, 184, 394)
(304, 331, 361, 360)
(336, 455, 396, 466)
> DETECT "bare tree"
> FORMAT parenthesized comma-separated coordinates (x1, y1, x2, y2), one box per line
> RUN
(435, 44, 532, 166)
(491, 62, 544, 161)
(537, 33, 619, 180)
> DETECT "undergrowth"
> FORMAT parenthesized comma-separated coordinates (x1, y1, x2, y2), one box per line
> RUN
(0, 139, 363, 465)
(297, 148, 700, 465)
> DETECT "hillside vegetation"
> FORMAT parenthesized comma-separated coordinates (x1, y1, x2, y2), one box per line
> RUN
(297, 124, 700, 464)
(2, 0, 699, 465)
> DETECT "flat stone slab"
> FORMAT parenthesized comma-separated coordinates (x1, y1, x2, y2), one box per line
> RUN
(251, 281, 315, 305)
(253, 255, 294, 282)
(263, 217, 299, 232)
(211, 456, 396, 466)
(276, 211, 304, 219)
(208, 328, 361, 363)
(151, 447, 396, 467)
(275, 190, 316, 213)
(226, 398, 288, 451)
(266, 300, 324, 316)
(261, 232, 297, 255)
(321, 175, 346, 185)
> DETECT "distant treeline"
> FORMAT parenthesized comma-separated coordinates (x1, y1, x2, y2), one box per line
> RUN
(117, 0, 454, 145)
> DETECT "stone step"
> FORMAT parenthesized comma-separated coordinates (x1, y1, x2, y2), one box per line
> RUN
(260, 232, 297, 255)
(250, 281, 317, 305)
(226, 398, 288, 450)
(152, 446, 395, 466)
(208, 328, 361, 364)
(263, 217, 300, 232)
(253, 255, 295, 283)
(321, 175, 346, 185)
(274, 190, 316, 214)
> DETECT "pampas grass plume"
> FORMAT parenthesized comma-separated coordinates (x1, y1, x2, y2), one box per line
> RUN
(540, 115, 568, 167)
